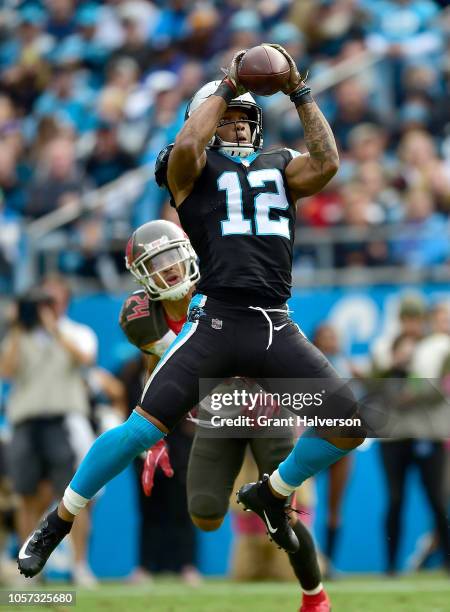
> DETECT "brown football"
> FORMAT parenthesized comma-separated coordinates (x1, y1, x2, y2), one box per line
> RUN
(237, 45, 291, 96)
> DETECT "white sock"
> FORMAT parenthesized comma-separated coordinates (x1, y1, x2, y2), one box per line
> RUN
(63, 486, 89, 516)
(269, 469, 296, 497)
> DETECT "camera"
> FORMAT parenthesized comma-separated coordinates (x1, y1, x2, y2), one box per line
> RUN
(16, 289, 55, 330)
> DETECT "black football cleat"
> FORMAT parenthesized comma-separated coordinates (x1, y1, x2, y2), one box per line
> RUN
(237, 474, 299, 553)
(18, 516, 68, 578)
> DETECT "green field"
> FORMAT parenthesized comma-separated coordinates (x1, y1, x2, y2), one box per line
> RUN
(2, 573, 449, 611)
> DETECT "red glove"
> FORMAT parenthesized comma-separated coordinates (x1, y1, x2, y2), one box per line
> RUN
(141, 440, 174, 497)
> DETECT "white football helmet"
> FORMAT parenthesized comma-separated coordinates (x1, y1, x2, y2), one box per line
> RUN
(185, 80, 263, 158)
(125, 220, 199, 301)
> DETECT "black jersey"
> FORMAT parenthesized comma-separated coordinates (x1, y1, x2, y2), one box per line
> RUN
(119, 290, 177, 357)
(176, 148, 299, 306)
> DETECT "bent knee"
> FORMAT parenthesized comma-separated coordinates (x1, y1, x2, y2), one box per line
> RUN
(190, 514, 224, 531)
(188, 493, 228, 530)
(326, 436, 365, 450)
(353, 436, 366, 448)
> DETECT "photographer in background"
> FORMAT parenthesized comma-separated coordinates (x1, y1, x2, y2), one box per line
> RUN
(0, 275, 98, 585)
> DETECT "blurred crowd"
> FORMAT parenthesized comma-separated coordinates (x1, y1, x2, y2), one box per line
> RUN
(0, 0, 449, 292)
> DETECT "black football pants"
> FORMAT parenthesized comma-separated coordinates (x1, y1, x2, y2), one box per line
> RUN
(139, 294, 358, 431)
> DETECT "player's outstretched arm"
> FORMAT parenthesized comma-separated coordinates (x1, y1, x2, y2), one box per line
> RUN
(267, 44, 339, 199)
(168, 51, 247, 206)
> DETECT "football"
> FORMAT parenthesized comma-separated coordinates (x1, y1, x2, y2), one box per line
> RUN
(237, 45, 291, 96)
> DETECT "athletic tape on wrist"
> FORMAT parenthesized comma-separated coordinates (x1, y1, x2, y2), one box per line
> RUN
(214, 80, 236, 104)
(290, 85, 313, 106)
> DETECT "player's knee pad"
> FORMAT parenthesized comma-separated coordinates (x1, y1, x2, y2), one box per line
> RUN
(188, 493, 227, 529)
(190, 514, 224, 532)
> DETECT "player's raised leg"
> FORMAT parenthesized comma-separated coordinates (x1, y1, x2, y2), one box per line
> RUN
(18, 408, 166, 577)
(239, 320, 365, 554)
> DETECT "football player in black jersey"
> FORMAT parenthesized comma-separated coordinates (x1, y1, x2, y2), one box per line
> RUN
(120, 220, 330, 611)
(19, 46, 364, 603)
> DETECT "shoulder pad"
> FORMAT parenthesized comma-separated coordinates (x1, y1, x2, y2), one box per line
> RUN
(155, 143, 174, 187)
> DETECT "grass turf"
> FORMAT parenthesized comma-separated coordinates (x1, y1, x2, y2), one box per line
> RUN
(3, 573, 449, 611)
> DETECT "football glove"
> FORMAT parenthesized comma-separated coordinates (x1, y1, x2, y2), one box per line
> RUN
(221, 49, 248, 97)
(141, 439, 174, 497)
(263, 43, 306, 95)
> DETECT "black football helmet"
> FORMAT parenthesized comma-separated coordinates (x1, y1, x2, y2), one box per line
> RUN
(185, 80, 263, 157)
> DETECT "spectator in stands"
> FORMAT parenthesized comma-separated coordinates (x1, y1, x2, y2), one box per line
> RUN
(0, 6, 52, 114)
(40, 275, 100, 587)
(331, 79, 381, 151)
(269, 22, 306, 67)
(377, 316, 450, 575)
(363, 0, 442, 62)
(347, 123, 388, 166)
(177, 60, 205, 104)
(371, 293, 426, 373)
(109, 6, 153, 74)
(182, 4, 221, 60)
(334, 181, 389, 268)
(85, 121, 136, 188)
(26, 136, 91, 219)
(96, 57, 140, 125)
(0, 274, 98, 585)
(411, 302, 450, 380)
(228, 9, 262, 50)
(391, 188, 449, 268)
(72, 4, 109, 84)
(395, 129, 450, 212)
(0, 144, 28, 216)
(149, 0, 189, 53)
(28, 115, 69, 165)
(304, 0, 365, 58)
(46, 0, 77, 42)
(363, 0, 443, 107)
(0, 94, 26, 162)
(32, 54, 94, 135)
(356, 162, 403, 222)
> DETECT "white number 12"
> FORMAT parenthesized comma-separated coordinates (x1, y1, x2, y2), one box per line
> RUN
(218, 168, 290, 238)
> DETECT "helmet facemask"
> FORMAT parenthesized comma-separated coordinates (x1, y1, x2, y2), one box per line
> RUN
(211, 101, 262, 158)
(185, 82, 263, 158)
(127, 237, 199, 301)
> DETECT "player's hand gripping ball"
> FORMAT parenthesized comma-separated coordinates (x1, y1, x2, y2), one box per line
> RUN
(223, 49, 249, 97)
(237, 44, 292, 96)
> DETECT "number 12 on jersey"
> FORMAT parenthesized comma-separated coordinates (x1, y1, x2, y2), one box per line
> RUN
(218, 168, 290, 238)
